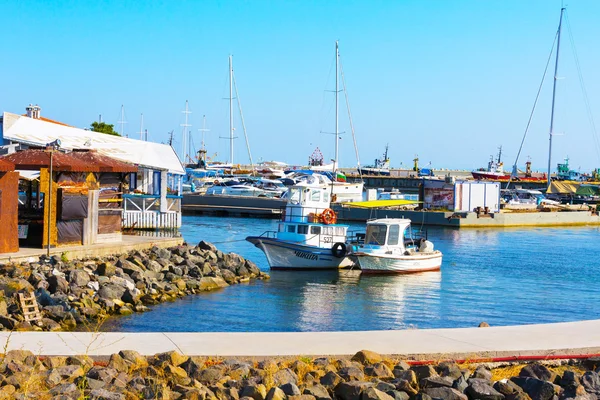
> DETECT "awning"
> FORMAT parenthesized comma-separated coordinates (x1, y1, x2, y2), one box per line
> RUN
(18, 170, 40, 181)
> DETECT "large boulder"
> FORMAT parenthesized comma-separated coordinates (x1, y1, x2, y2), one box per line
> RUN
(519, 364, 557, 383)
(511, 377, 556, 400)
(365, 363, 394, 379)
(465, 380, 505, 400)
(339, 366, 366, 382)
(98, 283, 126, 301)
(361, 387, 394, 400)
(97, 262, 116, 277)
(411, 365, 439, 381)
(303, 384, 332, 400)
(352, 350, 383, 366)
(422, 387, 468, 400)
(273, 368, 299, 386)
(199, 276, 229, 291)
(68, 269, 90, 287)
(334, 381, 375, 400)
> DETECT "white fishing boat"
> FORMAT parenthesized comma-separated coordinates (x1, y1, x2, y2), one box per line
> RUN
(351, 218, 442, 274)
(246, 174, 355, 270)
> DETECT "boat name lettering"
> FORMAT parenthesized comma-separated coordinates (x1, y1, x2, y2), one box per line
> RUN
(294, 250, 318, 261)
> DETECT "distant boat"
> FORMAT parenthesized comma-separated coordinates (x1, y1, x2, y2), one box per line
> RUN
(472, 147, 546, 182)
(358, 144, 390, 176)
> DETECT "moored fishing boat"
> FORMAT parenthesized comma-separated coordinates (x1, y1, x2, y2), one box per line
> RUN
(358, 145, 390, 176)
(246, 174, 354, 270)
(351, 218, 442, 274)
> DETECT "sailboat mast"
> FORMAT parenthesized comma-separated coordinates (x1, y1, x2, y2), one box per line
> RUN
(334, 40, 339, 175)
(229, 55, 234, 164)
(181, 100, 191, 163)
(547, 8, 565, 190)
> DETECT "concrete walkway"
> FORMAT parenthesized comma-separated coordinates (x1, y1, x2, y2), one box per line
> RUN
(2, 319, 600, 358)
(0, 235, 184, 264)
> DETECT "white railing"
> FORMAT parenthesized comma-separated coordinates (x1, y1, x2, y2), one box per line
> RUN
(122, 194, 182, 230)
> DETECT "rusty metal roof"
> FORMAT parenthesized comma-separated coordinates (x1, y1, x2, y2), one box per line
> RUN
(0, 159, 15, 172)
(1, 149, 96, 172)
(69, 150, 138, 173)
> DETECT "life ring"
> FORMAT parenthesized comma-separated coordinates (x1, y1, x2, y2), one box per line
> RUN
(321, 208, 337, 225)
(331, 242, 347, 258)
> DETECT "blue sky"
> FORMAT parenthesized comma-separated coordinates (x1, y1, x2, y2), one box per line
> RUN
(2, 0, 600, 172)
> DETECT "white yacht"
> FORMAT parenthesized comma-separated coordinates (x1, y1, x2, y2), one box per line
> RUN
(246, 174, 355, 270)
(351, 218, 442, 274)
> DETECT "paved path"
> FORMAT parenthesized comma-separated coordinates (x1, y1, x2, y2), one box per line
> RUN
(2, 319, 600, 358)
(0, 235, 184, 264)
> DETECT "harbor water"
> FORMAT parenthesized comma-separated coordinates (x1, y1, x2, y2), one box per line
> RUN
(102, 215, 600, 332)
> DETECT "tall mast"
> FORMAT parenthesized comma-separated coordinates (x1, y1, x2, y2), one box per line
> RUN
(117, 105, 127, 137)
(139, 113, 144, 140)
(547, 8, 565, 190)
(229, 55, 234, 164)
(334, 40, 339, 174)
(181, 100, 192, 163)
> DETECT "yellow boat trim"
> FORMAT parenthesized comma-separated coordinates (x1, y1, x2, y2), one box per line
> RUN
(344, 199, 421, 208)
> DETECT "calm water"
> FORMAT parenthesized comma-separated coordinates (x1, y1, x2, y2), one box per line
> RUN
(103, 215, 600, 332)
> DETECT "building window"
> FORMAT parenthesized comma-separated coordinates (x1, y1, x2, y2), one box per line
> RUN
(298, 225, 308, 234)
(310, 226, 321, 235)
(287, 225, 296, 233)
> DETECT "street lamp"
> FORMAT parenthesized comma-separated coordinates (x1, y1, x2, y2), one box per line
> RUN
(46, 139, 61, 257)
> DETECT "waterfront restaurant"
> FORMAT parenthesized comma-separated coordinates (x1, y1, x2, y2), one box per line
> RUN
(0, 158, 19, 253)
(0, 107, 186, 230)
(2, 148, 137, 248)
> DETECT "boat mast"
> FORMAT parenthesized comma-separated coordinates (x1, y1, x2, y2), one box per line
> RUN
(229, 55, 234, 164)
(547, 8, 565, 190)
(181, 100, 191, 164)
(334, 40, 339, 176)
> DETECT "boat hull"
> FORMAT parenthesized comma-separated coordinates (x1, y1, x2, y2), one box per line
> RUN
(358, 168, 390, 176)
(355, 252, 442, 274)
(471, 171, 546, 182)
(246, 237, 355, 270)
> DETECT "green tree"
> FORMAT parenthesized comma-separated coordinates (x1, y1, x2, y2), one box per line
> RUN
(90, 121, 120, 136)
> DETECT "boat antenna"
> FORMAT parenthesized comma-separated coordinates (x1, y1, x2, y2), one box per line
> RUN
(505, 21, 558, 190)
(339, 52, 363, 181)
(232, 67, 256, 175)
(181, 100, 192, 163)
(546, 7, 565, 191)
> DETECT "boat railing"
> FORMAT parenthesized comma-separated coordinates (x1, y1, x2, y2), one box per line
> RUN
(259, 230, 278, 239)
(280, 206, 329, 223)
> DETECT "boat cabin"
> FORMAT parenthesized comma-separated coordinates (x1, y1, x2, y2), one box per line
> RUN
(362, 218, 412, 251)
(277, 176, 348, 249)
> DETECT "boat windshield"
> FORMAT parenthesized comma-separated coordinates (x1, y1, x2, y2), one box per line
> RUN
(289, 188, 301, 204)
(365, 224, 387, 245)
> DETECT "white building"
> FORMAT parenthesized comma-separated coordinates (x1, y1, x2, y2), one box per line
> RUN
(0, 106, 186, 230)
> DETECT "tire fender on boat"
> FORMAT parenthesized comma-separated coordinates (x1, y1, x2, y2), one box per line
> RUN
(332, 242, 347, 258)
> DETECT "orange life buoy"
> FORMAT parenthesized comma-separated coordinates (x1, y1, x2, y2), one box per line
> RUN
(321, 208, 337, 225)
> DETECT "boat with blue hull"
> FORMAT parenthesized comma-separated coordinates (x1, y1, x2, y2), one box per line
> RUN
(246, 174, 355, 270)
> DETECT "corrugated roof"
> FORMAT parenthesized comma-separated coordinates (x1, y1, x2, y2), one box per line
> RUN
(21, 115, 72, 127)
(69, 150, 138, 173)
(1, 150, 96, 172)
(2, 112, 185, 174)
(0, 159, 15, 172)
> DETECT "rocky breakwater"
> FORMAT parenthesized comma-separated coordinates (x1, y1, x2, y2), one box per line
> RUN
(0, 241, 268, 331)
(0, 349, 599, 399)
